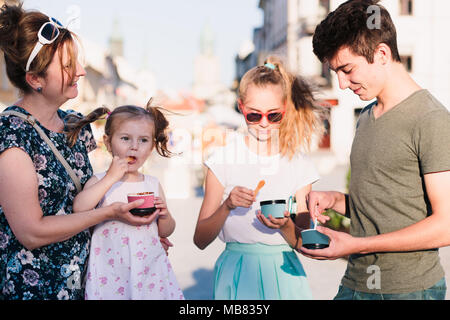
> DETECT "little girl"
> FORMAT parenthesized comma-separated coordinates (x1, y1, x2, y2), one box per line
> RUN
(69, 104, 184, 300)
(194, 56, 325, 300)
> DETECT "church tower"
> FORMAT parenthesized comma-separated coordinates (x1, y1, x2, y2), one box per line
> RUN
(192, 22, 223, 101)
(109, 18, 124, 57)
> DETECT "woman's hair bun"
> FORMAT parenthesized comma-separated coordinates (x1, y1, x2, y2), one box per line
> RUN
(0, 3, 24, 57)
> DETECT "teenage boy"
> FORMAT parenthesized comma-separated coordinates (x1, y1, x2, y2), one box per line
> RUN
(304, 0, 450, 300)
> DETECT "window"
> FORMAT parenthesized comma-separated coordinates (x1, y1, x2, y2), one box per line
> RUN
(399, 0, 413, 16)
(400, 55, 413, 72)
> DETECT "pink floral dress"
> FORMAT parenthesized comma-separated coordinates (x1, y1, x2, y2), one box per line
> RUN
(84, 173, 184, 300)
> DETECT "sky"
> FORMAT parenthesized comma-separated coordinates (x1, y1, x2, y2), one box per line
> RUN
(23, 0, 263, 92)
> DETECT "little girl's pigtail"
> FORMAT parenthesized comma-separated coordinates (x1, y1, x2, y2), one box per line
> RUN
(65, 106, 111, 147)
(145, 99, 173, 158)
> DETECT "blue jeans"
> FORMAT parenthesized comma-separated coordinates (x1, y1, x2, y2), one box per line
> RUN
(334, 278, 447, 300)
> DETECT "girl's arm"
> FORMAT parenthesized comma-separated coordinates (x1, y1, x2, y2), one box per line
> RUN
(0, 148, 154, 251)
(155, 183, 176, 238)
(193, 169, 255, 250)
(73, 156, 128, 212)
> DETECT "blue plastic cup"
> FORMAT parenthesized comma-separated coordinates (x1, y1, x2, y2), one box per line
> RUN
(260, 200, 286, 219)
(301, 229, 330, 250)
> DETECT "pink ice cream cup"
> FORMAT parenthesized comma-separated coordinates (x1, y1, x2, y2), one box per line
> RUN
(127, 192, 156, 216)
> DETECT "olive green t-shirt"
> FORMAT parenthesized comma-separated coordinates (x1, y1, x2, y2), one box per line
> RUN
(342, 89, 450, 294)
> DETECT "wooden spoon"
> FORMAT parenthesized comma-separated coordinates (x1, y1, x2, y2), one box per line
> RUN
(254, 180, 266, 196)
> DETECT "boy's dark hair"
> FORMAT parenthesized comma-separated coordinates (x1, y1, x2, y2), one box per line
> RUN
(313, 0, 401, 64)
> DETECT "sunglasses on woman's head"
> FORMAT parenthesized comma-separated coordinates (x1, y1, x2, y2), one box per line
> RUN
(241, 108, 285, 124)
(25, 17, 64, 72)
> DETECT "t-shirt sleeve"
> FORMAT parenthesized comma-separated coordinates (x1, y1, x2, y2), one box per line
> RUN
(416, 109, 450, 174)
(203, 147, 227, 188)
(0, 116, 32, 156)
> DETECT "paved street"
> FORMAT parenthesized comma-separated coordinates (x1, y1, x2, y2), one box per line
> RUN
(166, 163, 450, 300)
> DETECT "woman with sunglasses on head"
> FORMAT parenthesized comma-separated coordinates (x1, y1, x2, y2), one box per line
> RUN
(0, 4, 154, 300)
(194, 56, 325, 300)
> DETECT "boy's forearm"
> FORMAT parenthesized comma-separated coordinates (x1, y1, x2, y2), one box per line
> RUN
(359, 213, 450, 254)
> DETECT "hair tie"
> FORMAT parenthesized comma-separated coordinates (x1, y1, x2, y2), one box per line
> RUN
(105, 112, 112, 120)
(264, 63, 276, 70)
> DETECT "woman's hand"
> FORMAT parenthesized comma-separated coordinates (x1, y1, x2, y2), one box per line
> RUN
(105, 156, 128, 182)
(224, 186, 255, 211)
(256, 210, 291, 230)
(108, 200, 157, 226)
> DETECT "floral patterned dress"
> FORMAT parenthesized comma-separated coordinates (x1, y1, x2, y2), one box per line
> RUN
(0, 106, 96, 300)
(85, 173, 184, 300)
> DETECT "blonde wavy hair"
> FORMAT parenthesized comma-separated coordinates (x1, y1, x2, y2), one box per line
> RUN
(238, 56, 326, 159)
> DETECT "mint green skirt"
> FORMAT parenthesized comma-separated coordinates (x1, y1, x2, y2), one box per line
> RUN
(213, 243, 312, 300)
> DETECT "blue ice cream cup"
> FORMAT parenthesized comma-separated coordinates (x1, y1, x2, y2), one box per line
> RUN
(260, 200, 287, 219)
(301, 229, 330, 250)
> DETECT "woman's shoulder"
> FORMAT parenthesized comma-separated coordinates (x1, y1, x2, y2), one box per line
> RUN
(62, 108, 83, 118)
(1, 106, 32, 126)
(64, 109, 97, 152)
(0, 106, 35, 153)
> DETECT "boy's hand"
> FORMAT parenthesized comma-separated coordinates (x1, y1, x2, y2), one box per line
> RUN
(306, 191, 333, 224)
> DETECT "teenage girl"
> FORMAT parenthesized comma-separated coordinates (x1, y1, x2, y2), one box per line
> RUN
(194, 56, 325, 300)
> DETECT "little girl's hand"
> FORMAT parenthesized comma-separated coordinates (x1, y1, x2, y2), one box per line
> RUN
(106, 156, 128, 182)
(160, 237, 174, 255)
(154, 197, 169, 218)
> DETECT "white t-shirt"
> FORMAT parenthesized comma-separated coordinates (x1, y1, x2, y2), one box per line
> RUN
(204, 133, 320, 245)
